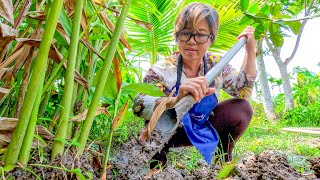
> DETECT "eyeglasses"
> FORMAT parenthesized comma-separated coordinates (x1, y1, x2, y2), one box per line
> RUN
(176, 32, 212, 44)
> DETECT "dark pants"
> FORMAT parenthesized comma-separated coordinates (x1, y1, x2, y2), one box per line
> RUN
(150, 98, 253, 169)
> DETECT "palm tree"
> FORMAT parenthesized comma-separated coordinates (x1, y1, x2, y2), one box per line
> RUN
(126, 0, 178, 64)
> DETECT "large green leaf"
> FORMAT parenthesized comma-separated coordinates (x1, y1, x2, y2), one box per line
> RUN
(122, 83, 165, 96)
(240, 0, 249, 12)
(254, 23, 266, 39)
(284, 21, 302, 35)
(92, 68, 117, 100)
(248, 2, 259, 13)
(126, 0, 178, 64)
(59, 6, 72, 36)
(114, 101, 129, 129)
(270, 33, 284, 47)
(270, 3, 281, 16)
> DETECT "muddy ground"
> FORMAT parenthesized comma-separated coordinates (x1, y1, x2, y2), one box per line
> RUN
(149, 150, 319, 180)
(4, 145, 320, 180)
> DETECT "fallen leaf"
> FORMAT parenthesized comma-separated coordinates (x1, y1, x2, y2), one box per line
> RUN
(0, 117, 19, 131)
(0, 23, 18, 52)
(134, 19, 153, 31)
(27, 11, 46, 21)
(69, 107, 110, 122)
(0, 117, 54, 148)
(98, 11, 131, 50)
(113, 56, 122, 93)
(14, 0, 31, 29)
(0, 0, 14, 25)
(0, 87, 9, 94)
(16, 38, 89, 90)
(111, 101, 128, 130)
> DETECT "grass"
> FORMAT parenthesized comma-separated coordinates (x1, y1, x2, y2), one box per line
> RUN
(235, 117, 320, 158)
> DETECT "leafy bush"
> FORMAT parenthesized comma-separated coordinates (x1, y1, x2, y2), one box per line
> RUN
(275, 67, 320, 127)
(281, 104, 320, 127)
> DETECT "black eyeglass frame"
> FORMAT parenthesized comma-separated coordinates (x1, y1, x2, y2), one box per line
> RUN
(176, 32, 213, 44)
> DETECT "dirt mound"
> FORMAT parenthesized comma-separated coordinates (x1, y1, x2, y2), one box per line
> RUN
(5, 147, 101, 179)
(308, 156, 320, 178)
(234, 150, 304, 179)
(4, 148, 318, 179)
(150, 161, 220, 180)
(150, 150, 317, 180)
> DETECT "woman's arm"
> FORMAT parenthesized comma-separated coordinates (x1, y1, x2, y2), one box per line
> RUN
(238, 26, 257, 77)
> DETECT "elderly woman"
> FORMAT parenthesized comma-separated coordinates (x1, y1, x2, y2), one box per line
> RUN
(133, 2, 257, 169)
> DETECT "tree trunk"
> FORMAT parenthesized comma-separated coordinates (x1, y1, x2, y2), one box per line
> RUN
(272, 48, 294, 109)
(256, 40, 277, 120)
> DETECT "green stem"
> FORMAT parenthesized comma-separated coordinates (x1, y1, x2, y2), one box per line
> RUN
(51, 0, 85, 159)
(102, 88, 122, 174)
(3, 0, 64, 166)
(79, 40, 102, 113)
(18, 83, 43, 164)
(0, 94, 10, 117)
(77, 0, 132, 155)
(42, 58, 66, 97)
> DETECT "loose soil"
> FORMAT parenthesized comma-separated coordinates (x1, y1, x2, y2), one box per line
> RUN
(4, 147, 319, 179)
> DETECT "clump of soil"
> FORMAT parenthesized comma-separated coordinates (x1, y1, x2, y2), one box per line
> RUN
(233, 150, 303, 179)
(308, 156, 320, 178)
(150, 161, 221, 180)
(3, 147, 319, 179)
(149, 150, 319, 180)
(5, 146, 102, 179)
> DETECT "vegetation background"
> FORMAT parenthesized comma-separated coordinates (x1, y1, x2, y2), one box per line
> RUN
(0, 0, 319, 178)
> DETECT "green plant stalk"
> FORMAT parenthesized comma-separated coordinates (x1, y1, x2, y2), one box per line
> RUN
(18, 82, 43, 164)
(0, 94, 10, 116)
(72, 44, 83, 112)
(66, 122, 73, 139)
(79, 40, 103, 113)
(3, 0, 64, 166)
(102, 88, 121, 174)
(77, 0, 132, 155)
(42, 58, 66, 97)
(51, 0, 85, 159)
(70, 44, 85, 138)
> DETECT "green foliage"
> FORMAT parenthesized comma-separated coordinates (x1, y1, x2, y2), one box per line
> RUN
(122, 83, 165, 97)
(274, 67, 320, 126)
(126, 0, 178, 63)
(239, 0, 310, 47)
(240, 0, 249, 12)
(282, 105, 320, 127)
(217, 162, 236, 179)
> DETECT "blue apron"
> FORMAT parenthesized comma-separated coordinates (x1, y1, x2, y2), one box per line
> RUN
(173, 54, 219, 164)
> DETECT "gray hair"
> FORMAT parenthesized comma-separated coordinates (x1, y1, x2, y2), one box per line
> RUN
(174, 2, 219, 45)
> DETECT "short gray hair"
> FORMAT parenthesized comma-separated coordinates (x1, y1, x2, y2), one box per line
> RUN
(174, 2, 219, 45)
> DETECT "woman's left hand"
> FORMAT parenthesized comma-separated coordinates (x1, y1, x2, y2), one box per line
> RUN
(237, 26, 256, 55)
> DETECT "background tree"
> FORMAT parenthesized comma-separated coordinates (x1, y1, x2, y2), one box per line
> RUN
(240, 0, 320, 111)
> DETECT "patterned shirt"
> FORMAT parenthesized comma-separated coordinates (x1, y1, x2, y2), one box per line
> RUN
(133, 52, 256, 120)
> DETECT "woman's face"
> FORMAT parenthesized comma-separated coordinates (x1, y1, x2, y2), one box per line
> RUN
(177, 19, 212, 64)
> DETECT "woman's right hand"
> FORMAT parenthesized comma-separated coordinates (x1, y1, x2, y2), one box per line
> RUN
(171, 76, 216, 105)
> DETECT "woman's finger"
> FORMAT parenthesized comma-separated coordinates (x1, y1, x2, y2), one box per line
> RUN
(185, 79, 206, 98)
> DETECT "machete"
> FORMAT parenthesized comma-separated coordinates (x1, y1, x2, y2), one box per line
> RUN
(111, 37, 247, 179)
